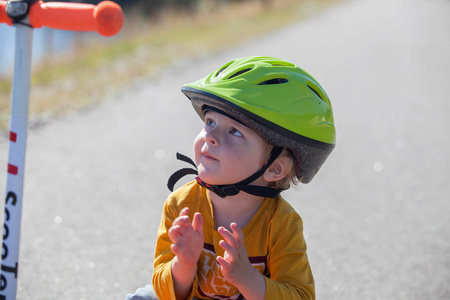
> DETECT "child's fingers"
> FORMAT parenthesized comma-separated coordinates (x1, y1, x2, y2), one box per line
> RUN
(172, 207, 197, 228)
(179, 207, 190, 216)
(216, 256, 232, 271)
(217, 226, 239, 249)
(169, 224, 183, 235)
(172, 214, 192, 228)
(229, 223, 244, 245)
(192, 212, 203, 235)
(170, 243, 180, 255)
(218, 239, 238, 259)
(168, 225, 183, 243)
(171, 207, 191, 227)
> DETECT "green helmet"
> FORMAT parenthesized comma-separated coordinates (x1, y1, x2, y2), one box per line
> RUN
(182, 56, 335, 183)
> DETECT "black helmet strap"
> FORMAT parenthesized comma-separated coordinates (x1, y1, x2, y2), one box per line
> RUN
(167, 147, 286, 198)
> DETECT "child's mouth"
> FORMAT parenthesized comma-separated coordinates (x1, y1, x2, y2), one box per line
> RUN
(202, 153, 218, 161)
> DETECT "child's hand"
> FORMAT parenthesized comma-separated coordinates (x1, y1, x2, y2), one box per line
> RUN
(168, 207, 204, 268)
(216, 223, 254, 285)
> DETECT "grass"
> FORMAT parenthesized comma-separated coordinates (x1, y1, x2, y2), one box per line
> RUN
(0, 0, 344, 131)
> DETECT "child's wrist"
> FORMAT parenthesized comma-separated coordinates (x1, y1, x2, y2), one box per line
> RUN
(232, 266, 266, 300)
(171, 256, 198, 299)
(172, 255, 198, 271)
(227, 265, 260, 289)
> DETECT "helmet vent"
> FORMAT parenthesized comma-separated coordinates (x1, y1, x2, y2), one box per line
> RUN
(258, 78, 288, 85)
(269, 62, 295, 67)
(308, 85, 323, 100)
(215, 61, 234, 77)
(216, 66, 228, 77)
(228, 68, 252, 79)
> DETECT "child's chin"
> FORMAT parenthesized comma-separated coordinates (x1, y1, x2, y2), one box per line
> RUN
(197, 172, 222, 185)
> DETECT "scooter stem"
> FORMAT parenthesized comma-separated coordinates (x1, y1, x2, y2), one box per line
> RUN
(1, 21, 33, 300)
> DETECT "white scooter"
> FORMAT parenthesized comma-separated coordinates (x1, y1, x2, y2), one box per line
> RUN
(0, 1, 124, 298)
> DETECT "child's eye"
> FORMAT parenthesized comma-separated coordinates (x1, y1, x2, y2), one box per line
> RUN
(205, 118, 215, 127)
(229, 128, 242, 137)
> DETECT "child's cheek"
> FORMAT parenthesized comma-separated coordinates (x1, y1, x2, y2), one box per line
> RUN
(193, 132, 205, 165)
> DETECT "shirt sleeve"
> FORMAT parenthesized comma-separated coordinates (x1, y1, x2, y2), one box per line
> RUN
(264, 212, 315, 300)
(151, 195, 199, 300)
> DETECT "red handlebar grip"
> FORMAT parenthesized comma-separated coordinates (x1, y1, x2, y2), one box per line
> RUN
(94, 1, 124, 37)
(29, 1, 96, 31)
(0, 1, 13, 25)
(28, 0, 123, 36)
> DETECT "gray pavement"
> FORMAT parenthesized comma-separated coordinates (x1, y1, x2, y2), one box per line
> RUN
(1, 0, 450, 299)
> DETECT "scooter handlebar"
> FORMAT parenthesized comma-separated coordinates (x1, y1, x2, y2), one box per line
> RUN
(0, 0, 124, 37)
(0, 1, 11, 25)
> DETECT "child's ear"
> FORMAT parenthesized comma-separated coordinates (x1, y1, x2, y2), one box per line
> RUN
(263, 156, 290, 183)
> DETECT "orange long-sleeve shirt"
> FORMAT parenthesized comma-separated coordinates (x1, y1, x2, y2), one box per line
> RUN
(152, 181, 315, 299)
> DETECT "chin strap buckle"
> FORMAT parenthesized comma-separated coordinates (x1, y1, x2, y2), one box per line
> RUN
(211, 184, 240, 198)
(195, 177, 240, 198)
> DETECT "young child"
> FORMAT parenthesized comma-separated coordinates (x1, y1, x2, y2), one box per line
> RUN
(125, 56, 335, 300)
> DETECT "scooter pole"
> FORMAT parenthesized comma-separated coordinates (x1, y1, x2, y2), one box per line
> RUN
(0, 1, 123, 299)
(0, 12, 33, 300)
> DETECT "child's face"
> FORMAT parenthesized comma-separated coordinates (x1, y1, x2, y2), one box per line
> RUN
(194, 110, 268, 186)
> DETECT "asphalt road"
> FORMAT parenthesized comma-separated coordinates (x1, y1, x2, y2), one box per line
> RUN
(1, 0, 449, 299)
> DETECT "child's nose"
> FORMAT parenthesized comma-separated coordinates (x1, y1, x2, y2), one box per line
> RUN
(204, 129, 218, 145)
